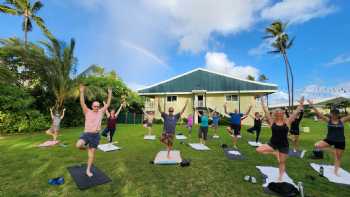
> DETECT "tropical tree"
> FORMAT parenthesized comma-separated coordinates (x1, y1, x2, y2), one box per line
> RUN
(0, 0, 53, 45)
(265, 21, 295, 111)
(258, 74, 268, 82)
(247, 75, 255, 81)
(39, 38, 77, 111)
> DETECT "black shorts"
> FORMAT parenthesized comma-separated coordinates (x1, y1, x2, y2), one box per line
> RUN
(268, 142, 289, 154)
(79, 132, 100, 148)
(290, 128, 300, 135)
(198, 127, 208, 140)
(229, 124, 240, 135)
(323, 139, 346, 150)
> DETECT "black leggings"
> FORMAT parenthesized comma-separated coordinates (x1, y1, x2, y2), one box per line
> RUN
(247, 126, 261, 142)
(102, 128, 116, 143)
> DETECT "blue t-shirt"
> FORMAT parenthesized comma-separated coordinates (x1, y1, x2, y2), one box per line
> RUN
(200, 115, 209, 127)
(229, 113, 243, 125)
(161, 112, 181, 133)
(212, 115, 220, 125)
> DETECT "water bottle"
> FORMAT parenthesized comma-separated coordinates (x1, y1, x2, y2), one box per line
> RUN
(298, 181, 304, 197)
(319, 166, 324, 177)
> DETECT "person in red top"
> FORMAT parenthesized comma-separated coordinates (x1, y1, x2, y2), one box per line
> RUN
(102, 101, 125, 143)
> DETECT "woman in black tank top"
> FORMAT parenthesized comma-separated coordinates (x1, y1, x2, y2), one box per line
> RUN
(247, 112, 263, 143)
(308, 100, 350, 176)
(256, 97, 304, 182)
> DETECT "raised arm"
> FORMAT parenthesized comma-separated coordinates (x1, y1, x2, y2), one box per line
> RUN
(50, 107, 54, 119)
(102, 88, 112, 112)
(224, 103, 229, 115)
(157, 98, 163, 113)
(60, 108, 66, 119)
(341, 114, 350, 123)
(180, 100, 189, 116)
(261, 98, 273, 126)
(79, 84, 88, 114)
(287, 97, 304, 126)
(244, 105, 252, 115)
(115, 102, 125, 117)
(307, 100, 329, 122)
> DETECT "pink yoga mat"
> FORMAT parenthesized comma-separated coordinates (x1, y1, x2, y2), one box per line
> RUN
(38, 140, 59, 147)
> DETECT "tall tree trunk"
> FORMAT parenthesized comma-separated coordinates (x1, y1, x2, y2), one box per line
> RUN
(282, 52, 291, 111)
(284, 54, 294, 112)
(24, 16, 28, 46)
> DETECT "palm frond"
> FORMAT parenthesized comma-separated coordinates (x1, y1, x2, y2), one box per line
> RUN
(0, 5, 19, 15)
(286, 37, 295, 49)
(31, 0, 42, 14)
(32, 15, 54, 40)
(4, 0, 26, 10)
(268, 50, 281, 54)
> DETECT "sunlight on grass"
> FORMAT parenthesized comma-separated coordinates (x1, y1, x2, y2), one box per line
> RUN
(0, 121, 349, 196)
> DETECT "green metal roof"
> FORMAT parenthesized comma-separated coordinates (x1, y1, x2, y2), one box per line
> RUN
(138, 68, 278, 94)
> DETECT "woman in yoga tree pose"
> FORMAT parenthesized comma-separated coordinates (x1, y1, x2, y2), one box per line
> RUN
(308, 100, 350, 176)
(285, 109, 304, 152)
(46, 107, 65, 141)
(224, 103, 252, 149)
(196, 108, 209, 145)
(142, 109, 155, 136)
(102, 101, 125, 143)
(247, 112, 263, 143)
(158, 98, 188, 158)
(256, 96, 304, 182)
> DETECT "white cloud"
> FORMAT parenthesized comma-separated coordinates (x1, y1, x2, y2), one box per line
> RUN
(324, 53, 350, 66)
(269, 82, 350, 106)
(261, 0, 336, 24)
(248, 38, 275, 56)
(269, 91, 290, 105)
(204, 52, 260, 79)
(146, 0, 270, 53)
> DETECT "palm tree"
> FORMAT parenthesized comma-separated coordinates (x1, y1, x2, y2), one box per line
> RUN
(258, 74, 268, 82)
(265, 21, 295, 111)
(38, 38, 77, 111)
(247, 75, 255, 81)
(0, 0, 53, 45)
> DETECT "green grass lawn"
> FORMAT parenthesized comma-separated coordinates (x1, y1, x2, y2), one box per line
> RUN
(0, 119, 350, 197)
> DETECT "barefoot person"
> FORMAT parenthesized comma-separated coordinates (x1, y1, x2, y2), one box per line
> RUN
(102, 101, 125, 143)
(46, 107, 65, 141)
(285, 109, 304, 152)
(211, 110, 221, 137)
(256, 97, 304, 182)
(75, 85, 112, 177)
(196, 109, 209, 145)
(224, 104, 252, 149)
(142, 109, 155, 136)
(247, 112, 263, 143)
(187, 114, 194, 136)
(308, 100, 350, 176)
(158, 99, 188, 158)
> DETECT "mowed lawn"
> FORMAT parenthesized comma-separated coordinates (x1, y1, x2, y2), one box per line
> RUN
(0, 119, 350, 197)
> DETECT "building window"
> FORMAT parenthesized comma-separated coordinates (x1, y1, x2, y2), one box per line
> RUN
(225, 95, 238, 102)
(167, 96, 177, 102)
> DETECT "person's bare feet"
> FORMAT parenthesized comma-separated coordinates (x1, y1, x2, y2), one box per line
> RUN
(334, 170, 341, 177)
(277, 176, 283, 182)
(86, 171, 93, 177)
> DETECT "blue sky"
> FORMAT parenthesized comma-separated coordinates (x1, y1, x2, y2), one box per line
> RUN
(1, 0, 349, 103)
